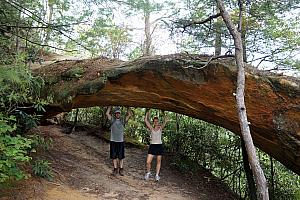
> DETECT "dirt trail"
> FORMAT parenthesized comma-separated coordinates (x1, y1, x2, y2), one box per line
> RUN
(0, 125, 238, 200)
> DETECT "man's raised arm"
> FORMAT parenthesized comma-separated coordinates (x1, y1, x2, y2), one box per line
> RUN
(106, 106, 112, 121)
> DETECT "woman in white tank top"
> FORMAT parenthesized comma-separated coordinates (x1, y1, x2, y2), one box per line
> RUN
(144, 109, 169, 181)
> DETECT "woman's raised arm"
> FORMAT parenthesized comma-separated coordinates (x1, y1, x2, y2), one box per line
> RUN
(144, 110, 153, 130)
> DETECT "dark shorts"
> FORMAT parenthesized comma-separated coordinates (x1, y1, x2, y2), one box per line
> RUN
(110, 141, 125, 159)
(148, 144, 164, 155)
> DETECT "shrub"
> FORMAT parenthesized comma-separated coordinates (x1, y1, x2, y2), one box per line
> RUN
(32, 160, 53, 180)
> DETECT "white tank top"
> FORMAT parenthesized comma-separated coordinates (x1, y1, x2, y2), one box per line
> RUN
(150, 128, 162, 144)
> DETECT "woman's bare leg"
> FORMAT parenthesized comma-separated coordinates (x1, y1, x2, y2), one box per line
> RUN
(156, 155, 162, 175)
(146, 154, 154, 172)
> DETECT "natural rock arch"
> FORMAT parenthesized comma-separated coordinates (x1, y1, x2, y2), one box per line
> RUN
(35, 54, 300, 175)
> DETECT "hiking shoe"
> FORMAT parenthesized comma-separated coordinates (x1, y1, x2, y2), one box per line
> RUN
(155, 175, 160, 181)
(112, 168, 118, 176)
(144, 172, 151, 180)
(119, 168, 124, 176)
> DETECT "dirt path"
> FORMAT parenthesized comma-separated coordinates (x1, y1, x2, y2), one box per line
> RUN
(0, 125, 238, 200)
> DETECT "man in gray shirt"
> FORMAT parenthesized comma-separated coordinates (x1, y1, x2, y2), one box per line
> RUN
(106, 106, 133, 176)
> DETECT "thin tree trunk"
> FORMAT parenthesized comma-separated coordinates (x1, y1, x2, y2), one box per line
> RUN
(242, 140, 257, 200)
(70, 108, 79, 134)
(216, 0, 269, 199)
(143, 0, 152, 56)
(41, 0, 53, 60)
(241, 29, 247, 62)
(44, 0, 53, 45)
(214, 7, 222, 56)
(175, 113, 180, 152)
(270, 156, 275, 200)
(15, 10, 22, 54)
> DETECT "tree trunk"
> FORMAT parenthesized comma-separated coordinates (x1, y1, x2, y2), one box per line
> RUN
(70, 108, 79, 134)
(175, 113, 180, 152)
(270, 156, 275, 200)
(215, 0, 269, 199)
(241, 140, 257, 200)
(15, 10, 22, 54)
(214, 7, 222, 56)
(143, 0, 152, 56)
(241, 27, 247, 62)
(42, 0, 54, 55)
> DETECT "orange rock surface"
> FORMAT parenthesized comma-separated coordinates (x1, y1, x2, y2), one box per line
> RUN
(35, 54, 300, 175)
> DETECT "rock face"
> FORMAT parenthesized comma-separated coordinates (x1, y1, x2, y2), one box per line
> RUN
(35, 54, 300, 175)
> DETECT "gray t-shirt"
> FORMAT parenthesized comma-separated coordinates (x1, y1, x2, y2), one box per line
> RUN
(110, 116, 126, 142)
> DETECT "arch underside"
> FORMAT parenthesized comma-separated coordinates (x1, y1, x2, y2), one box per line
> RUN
(36, 54, 300, 175)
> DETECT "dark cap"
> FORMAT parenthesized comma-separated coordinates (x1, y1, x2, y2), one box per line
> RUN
(114, 107, 121, 113)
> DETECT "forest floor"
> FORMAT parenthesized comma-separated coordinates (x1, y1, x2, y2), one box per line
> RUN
(0, 125, 239, 200)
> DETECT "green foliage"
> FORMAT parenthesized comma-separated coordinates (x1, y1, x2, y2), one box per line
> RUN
(125, 108, 149, 143)
(170, 154, 200, 173)
(0, 114, 17, 134)
(33, 99, 48, 112)
(67, 107, 106, 126)
(29, 134, 53, 152)
(76, 18, 131, 58)
(259, 153, 300, 200)
(32, 160, 53, 180)
(0, 64, 44, 114)
(118, 0, 166, 16)
(127, 47, 143, 60)
(161, 113, 300, 200)
(0, 134, 32, 183)
(0, 56, 49, 185)
(171, 0, 300, 70)
(0, 0, 94, 60)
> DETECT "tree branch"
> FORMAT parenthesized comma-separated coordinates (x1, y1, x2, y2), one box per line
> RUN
(4, 0, 91, 52)
(182, 54, 234, 70)
(176, 13, 221, 32)
(0, 21, 90, 29)
(0, 27, 75, 52)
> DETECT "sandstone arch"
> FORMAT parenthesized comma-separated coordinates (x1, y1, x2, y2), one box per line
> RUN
(35, 54, 300, 175)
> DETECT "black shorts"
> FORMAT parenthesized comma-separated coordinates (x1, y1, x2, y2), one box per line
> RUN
(148, 144, 164, 155)
(110, 141, 125, 159)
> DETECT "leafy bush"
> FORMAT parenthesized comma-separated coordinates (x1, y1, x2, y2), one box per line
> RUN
(0, 60, 47, 184)
(0, 114, 34, 183)
(0, 135, 32, 182)
(67, 107, 106, 126)
(29, 134, 53, 152)
(32, 160, 53, 180)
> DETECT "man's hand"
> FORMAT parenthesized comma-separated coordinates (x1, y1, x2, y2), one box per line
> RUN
(106, 106, 112, 121)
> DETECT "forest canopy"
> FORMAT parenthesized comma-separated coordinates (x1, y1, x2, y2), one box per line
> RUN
(0, 0, 299, 74)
